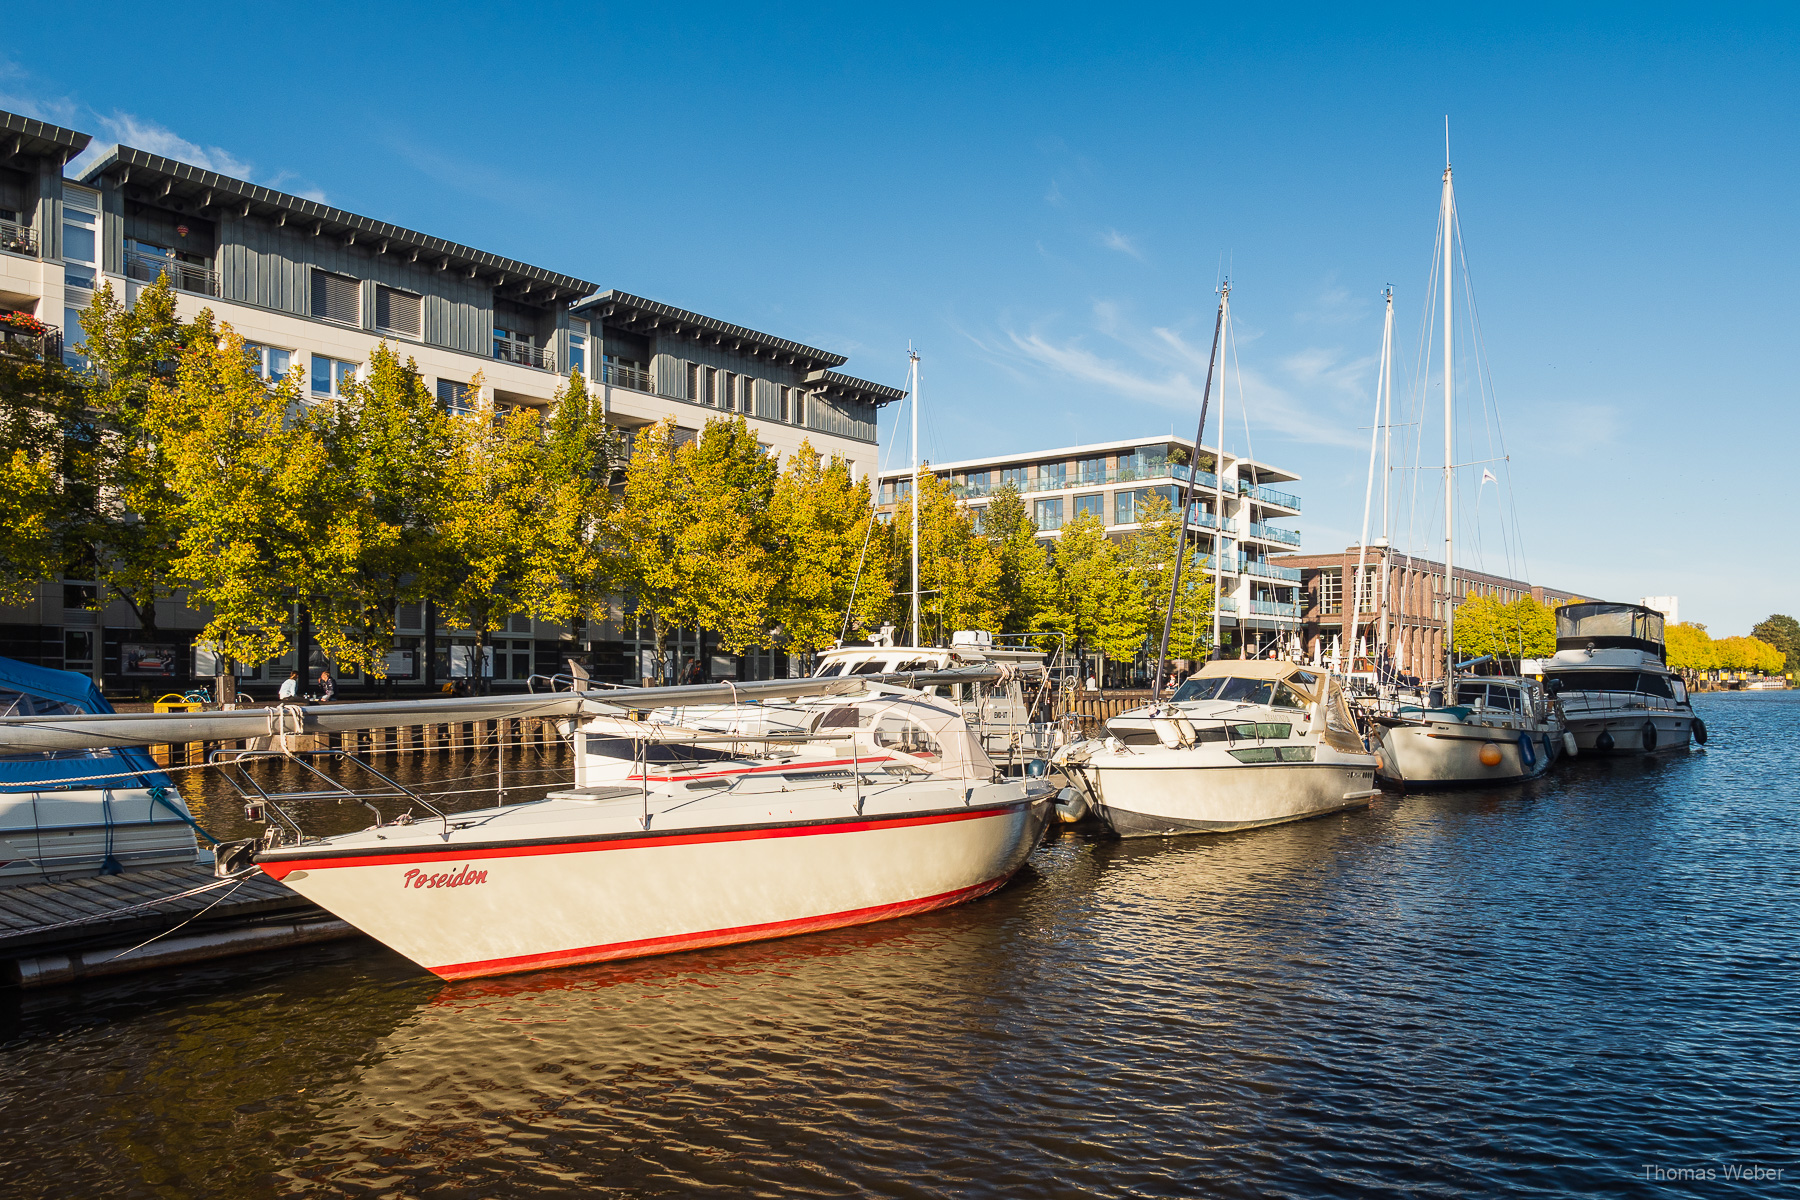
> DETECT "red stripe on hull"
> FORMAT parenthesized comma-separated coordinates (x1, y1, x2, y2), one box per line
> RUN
(260, 803, 1018, 878)
(428, 873, 1015, 981)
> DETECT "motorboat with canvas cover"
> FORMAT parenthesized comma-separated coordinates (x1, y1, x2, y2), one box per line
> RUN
(1368, 675, 1567, 787)
(1523, 602, 1701, 754)
(1053, 659, 1379, 837)
(0, 656, 206, 885)
(249, 683, 1052, 980)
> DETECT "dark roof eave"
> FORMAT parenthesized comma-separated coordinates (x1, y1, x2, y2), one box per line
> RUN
(806, 368, 905, 406)
(81, 146, 597, 297)
(0, 110, 92, 164)
(576, 289, 850, 371)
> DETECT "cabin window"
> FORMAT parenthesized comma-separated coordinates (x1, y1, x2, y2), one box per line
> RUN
(1172, 676, 1276, 706)
(875, 717, 942, 761)
(1272, 684, 1308, 711)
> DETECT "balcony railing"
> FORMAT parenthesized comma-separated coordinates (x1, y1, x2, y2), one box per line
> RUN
(494, 337, 554, 371)
(1244, 559, 1303, 582)
(1217, 596, 1238, 613)
(1240, 480, 1302, 511)
(1196, 554, 1238, 574)
(604, 362, 652, 392)
(125, 250, 219, 296)
(1, 320, 62, 361)
(1249, 521, 1301, 546)
(1184, 508, 1237, 533)
(1, 219, 36, 256)
(1251, 599, 1304, 618)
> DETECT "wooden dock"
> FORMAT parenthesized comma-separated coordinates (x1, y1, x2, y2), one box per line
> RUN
(0, 862, 353, 989)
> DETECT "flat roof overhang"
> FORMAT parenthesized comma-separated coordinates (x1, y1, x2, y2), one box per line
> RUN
(82, 146, 597, 305)
(0, 110, 91, 167)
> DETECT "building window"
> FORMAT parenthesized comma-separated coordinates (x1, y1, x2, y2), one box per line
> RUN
(1075, 493, 1104, 521)
(568, 322, 587, 376)
(62, 306, 89, 371)
(61, 207, 97, 289)
(722, 371, 737, 411)
(245, 342, 292, 382)
(687, 361, 700, 401)
(999, 466, 1027, 489)
(437, 379, 473, 415)
(312, 270, 361, 325)
(792, 389, 806, 425)
(1318, 567, 1343, 615)
(374, 285, 421, 338)
(778, 386, 790, 422)
(1113, 489, 1137, 525)
(1076, 456, 1106, 484)
(311, 355, 358, 398)
(705, 367, 717, 407)
(1034, 498, 1064, 531)
(740, 375, 756, 412)
(1038, 462, 1068, 488)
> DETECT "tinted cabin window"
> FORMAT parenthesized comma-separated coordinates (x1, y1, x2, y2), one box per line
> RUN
(1637, 673, 1675, 699)
(1544, 671, 1643, 694)
(1272, 684, 1308, 710)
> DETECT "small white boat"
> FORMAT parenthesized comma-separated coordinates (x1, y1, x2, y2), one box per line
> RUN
(253, 686, 1054, 980)
(1371, 676, 1565, 787)
(1057, 660, 1379, 837)
(0, 657, 205, 885)
(1526, 602, 1702, 753)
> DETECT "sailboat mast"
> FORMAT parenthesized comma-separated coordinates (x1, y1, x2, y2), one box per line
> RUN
(1151, 284, 1226, 699)
(1375, 287, 1395, 667)
(908, 348, 921, 648)
(1214, 287, 1230, 661)
(1441, 163, 1455, 686)
(1348, 287, 1387, 677)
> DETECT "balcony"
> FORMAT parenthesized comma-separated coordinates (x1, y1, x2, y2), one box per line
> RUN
(1244, 559, 1303, 583)
(1239, 480, 1301, 511)
(1217, 596, 1238, 613)
(0, 219, 36, 256)
(494, 337, 554, 372)
(1249, 521, 1301, 546)
(1251, 599, 1304, 618)
(604, 361, 653, 393)
(1196, 554, 1238, 574)
(125, 250, 219, 296)
(1184, 508, 1237, 533)
(0, 318, 62, 361)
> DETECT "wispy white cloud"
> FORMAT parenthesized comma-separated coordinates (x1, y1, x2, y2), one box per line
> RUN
(0, 60, 323, 199)
(986, 301, 1369, 449)
(1099, 228, 1143, 260)
(1295, 277, 1370, 326)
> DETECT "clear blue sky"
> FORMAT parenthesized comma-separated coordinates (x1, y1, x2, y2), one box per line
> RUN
(7, 4, 1794, 633)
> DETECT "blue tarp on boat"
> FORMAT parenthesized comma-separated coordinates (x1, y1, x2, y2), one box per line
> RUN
(0, 656, 173, 791)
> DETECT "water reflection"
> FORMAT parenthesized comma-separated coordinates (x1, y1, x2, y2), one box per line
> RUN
(0, 693, 1794, 1197)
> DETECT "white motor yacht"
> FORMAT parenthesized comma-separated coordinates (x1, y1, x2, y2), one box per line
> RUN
(1056, 660, 1379, 837)
(1525, 602, 1703, 754)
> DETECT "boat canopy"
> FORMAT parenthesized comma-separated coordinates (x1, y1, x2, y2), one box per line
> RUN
(1554, 602, 1666, 659)
(0, 656, 171, 791)
(819, 694, 996, 779)
(1181, 659, 1363, 752)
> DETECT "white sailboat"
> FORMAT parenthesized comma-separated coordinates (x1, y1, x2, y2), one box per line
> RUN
(1057, 285, 1380, 836)
(1366, 156, 1567, 788)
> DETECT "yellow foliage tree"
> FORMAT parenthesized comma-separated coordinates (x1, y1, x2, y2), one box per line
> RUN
(889, 468, 1003, 642)
(768, 440, 891, 654)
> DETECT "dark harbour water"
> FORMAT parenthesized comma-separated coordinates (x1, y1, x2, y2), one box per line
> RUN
(0, 692, 1795, 1198)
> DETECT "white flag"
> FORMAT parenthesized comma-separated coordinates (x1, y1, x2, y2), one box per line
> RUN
(1481, 468, 1497, 485)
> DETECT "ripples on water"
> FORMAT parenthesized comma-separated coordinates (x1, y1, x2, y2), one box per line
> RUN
(0, 694, 1795, 1197)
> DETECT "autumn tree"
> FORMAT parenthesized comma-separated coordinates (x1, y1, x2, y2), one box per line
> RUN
(306, 342, 452, 683)
(1750, 614, 1799, 672)
(1120, 492, 1215, 662)
(1036, 511, 1147, 663)
(982, 482, 1055, 636)
(1452, 594, 1556, 661)
(1665, 622, 1718, 672)
(889, 468, 1002, 643)
(148, 322, 342, 669)
(678, 416, 781, 653)
(0, 313, 87, 604)
(77, 277, 193, 634)
(536, 368, 621, 630)
(768, 440, 890, 654)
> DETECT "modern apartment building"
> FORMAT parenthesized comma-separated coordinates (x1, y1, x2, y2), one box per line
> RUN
(1273, 546, 1581, 680)
(877, 436, 1306, 659)
(0, 108, 901, 693)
